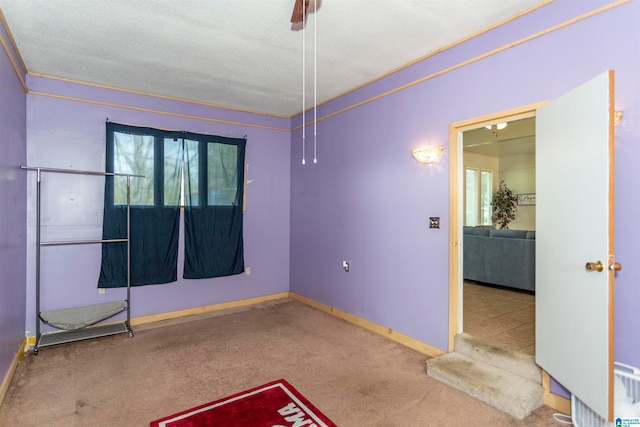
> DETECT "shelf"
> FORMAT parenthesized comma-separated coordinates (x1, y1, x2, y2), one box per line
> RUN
(23, 165, 138, 354)
(40, 300, 126, 330)
(37, 321, 131, 349)
(40, 238, 127, 246)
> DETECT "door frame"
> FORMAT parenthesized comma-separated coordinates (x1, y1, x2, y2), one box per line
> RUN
(447, 101, 547, 352)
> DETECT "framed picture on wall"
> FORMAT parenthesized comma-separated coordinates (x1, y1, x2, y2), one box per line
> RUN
(517, 193, 536, 206)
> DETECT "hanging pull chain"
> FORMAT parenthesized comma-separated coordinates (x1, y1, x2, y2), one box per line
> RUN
(301, 0, 306, 165)
(313, 2, 317, 164)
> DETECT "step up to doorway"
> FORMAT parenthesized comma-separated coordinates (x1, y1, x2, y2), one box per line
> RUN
(454, 333, 541, 384)
(426, 334, 543, 420)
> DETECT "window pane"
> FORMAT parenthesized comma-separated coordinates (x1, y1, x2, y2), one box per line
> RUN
(164, 138, 183, 206)
(480, 170, 493, 226)
(208, 143, 238, 206)
(465, 168, 478, 226)
(113, 132, 154, 205)
(183, 139, 199, 206)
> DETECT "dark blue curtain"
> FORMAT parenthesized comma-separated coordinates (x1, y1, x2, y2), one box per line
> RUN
(98, 123, 181, 288)
(183, 135, 246, 278)
(98, 123, 244, 288)
(98, 207, 181, 287)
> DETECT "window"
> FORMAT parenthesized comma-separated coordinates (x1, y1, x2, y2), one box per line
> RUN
(465, 169, 479, 226)
(479, 170, 493, 225)
(164, 137, 183, 206)
(207, 143, 239, 206)
(113, 132, 155, 206)
(465, 168, 493, 226)
(182, 139, 199, 206)
(108, 130, 243, 208)
(99, 123, 246, 288)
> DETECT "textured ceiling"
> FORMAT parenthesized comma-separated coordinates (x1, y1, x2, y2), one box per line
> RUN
(1, 0, 545, 117)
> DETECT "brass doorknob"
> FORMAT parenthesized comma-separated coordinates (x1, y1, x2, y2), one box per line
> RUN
(586, 261, 604, 272)
(609, 262, 622, 271)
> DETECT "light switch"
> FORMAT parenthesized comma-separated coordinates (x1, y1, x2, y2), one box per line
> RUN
(342, 260, 350, 272)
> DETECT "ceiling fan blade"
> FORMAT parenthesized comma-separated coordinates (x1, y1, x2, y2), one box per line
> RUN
(291, 0, 310, 23)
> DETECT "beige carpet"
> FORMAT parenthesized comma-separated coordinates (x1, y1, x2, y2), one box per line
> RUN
(0, 299, 563, 426)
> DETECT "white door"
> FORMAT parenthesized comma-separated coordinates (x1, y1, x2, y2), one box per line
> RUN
(536, 70, 616, 421)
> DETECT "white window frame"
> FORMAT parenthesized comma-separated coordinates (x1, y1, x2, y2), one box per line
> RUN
(464, 167, 493, 226)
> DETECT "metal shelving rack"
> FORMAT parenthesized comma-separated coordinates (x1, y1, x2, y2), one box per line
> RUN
(22, 166, 143, 354)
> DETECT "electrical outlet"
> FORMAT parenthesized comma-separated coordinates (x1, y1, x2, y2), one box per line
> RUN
(98, 288, 105, 294)
(245, 267, 251, 275)
(429, 217, 440, 229)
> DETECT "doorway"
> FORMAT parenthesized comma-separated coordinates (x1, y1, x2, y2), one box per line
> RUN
(447, 72, 616, 420)
(461, 116, 536, 355)
(447, 102, 546, 353)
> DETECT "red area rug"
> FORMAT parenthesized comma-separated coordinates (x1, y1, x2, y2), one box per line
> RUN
(150, 379, 337, 427)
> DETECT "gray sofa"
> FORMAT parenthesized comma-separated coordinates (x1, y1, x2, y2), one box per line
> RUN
(463, 226, 535, 292)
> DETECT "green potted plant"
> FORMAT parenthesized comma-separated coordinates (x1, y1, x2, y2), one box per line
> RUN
(491, 181, 518, 229)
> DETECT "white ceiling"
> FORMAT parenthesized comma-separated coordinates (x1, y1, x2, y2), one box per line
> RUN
(464, 117, 536, 158)
(0, 0, 545, 117)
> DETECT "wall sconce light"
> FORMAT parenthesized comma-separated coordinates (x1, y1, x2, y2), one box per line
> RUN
(412, 145, 444, 164)
(614, 111, 623, 127)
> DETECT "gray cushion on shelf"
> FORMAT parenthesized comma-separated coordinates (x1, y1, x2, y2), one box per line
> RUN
(40, 300, 126, 330)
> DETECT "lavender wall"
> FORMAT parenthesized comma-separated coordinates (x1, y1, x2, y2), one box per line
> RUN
(24, 75, 291, 335)
(0, 24, 27, 379)
(290, 0, 640, 396)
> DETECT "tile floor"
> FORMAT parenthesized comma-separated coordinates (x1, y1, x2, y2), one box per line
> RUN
(463, 281, 536, 356)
